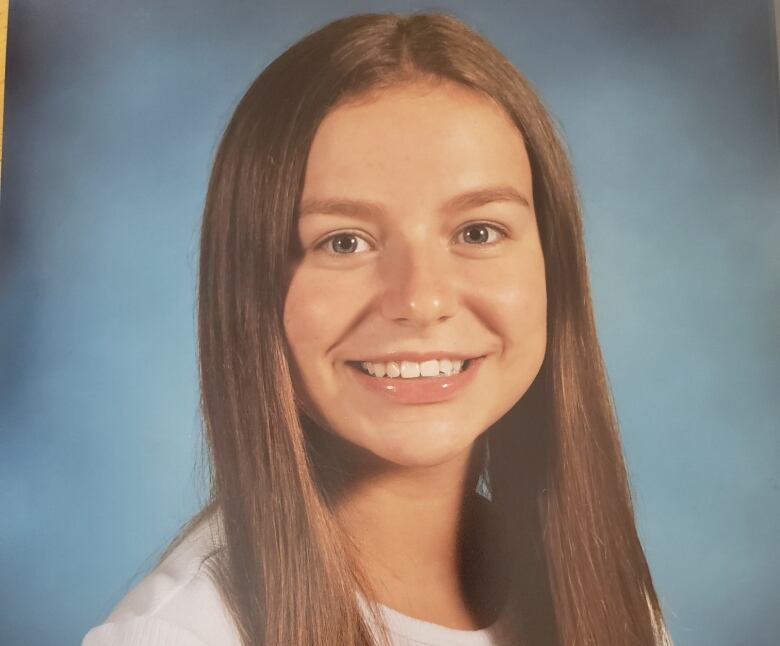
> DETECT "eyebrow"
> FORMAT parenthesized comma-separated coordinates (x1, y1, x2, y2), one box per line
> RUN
(297, 185, 531, 220)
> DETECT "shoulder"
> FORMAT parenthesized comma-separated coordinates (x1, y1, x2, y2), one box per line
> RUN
(83, 517, 242, 646)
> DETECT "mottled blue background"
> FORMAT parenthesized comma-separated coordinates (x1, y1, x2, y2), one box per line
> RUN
(2, 1, 778, 645)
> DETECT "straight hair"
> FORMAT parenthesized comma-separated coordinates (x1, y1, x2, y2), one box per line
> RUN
(186, 11, 671, 645)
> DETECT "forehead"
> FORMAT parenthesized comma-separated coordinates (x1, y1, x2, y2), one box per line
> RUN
(301, 81, 532, 207)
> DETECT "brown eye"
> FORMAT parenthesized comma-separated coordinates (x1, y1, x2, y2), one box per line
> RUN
(316, 232, 371, 255)
(457, 223, 506, 245)
(331, 234, 358, 253)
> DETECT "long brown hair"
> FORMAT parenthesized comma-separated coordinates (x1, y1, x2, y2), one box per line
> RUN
(190, 11, 670, 646)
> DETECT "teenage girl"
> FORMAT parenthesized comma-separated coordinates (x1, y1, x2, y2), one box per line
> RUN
(84, 12, 672, 646)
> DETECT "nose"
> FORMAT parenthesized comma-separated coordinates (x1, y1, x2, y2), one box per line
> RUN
(379, 241, 458, 327)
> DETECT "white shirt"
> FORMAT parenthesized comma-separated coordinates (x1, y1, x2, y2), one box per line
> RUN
(83, 516, 517, 646)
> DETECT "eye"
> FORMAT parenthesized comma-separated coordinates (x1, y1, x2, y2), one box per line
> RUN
(316, 231, 372, 255)
(455, 222, 507, 245)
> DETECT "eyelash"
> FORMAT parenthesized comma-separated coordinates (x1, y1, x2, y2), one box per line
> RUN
(314, 222, 509, 256)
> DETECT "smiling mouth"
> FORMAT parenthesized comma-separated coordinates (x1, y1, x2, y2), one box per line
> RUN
(344, 355, 486, 404)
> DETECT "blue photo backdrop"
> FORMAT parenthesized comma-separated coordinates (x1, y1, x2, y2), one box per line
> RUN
(2, 1, 778, 644)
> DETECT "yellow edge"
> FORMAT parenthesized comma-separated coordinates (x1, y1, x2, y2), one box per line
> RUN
(0, 0, 7, 180)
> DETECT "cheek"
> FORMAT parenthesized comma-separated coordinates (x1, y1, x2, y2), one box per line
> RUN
(284, 270, 328, 358)
(283, 266, 369, 359)
(464, 250, 547, 341)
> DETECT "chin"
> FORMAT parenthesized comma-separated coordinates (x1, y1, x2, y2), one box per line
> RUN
(353, 419, 482, 470)
(380, 446, 474, 470)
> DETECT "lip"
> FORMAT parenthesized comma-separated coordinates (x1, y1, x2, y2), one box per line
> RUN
(346, 356, 485, 404)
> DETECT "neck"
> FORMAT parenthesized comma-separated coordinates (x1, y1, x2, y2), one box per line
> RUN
(333, 442, 500, 630)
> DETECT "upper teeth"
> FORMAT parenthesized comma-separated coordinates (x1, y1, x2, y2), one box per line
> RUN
(359, 359, 466, 378)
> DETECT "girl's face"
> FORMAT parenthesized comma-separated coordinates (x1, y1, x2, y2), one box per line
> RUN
(283, 80, 547, 469)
